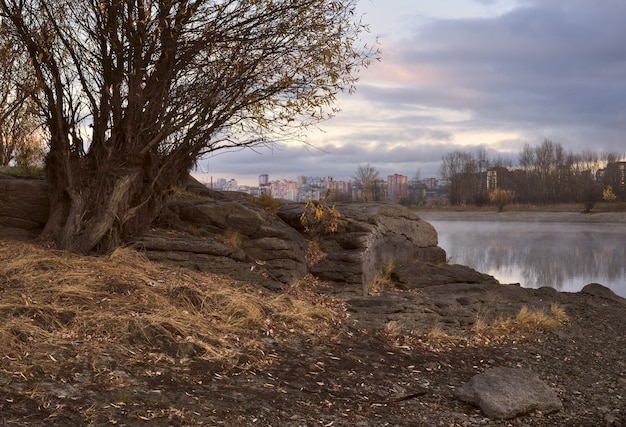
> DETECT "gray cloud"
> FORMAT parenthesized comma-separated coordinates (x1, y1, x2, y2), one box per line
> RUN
(199, 139, 513, 186)
(397, 1, 626, 144)
(200, 0, 626, 185)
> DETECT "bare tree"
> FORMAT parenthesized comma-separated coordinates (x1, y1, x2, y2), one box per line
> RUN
(0, 24, 41, 167)
(516, 139, 569, 204)
(407, 168, 425, 206)
(353, 163, 380, 201)
(0, 0, 375, 253)
(439, 150, 481, 205)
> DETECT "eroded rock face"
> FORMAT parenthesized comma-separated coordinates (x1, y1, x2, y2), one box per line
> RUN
(278, 202, 446, 295)
(0, 175, 453, 294)
(0, 173, 49, 240)
(136, 192, 309, 286)
(453, 367, 562, 419)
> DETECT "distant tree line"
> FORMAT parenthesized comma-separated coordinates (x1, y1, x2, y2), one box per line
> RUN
(439, 140, 626, 208)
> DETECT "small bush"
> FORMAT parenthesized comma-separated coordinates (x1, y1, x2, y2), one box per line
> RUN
(299, 194, 342, 236)
(489, 188, 515, 212)
(603, 185, 617, 203)
(300, 192, 343, 268)
(305, 239, 326, 268)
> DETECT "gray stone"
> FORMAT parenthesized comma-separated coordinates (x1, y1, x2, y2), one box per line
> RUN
(136, 181, 309, 286)
(391, 262, 498, 290)
(278, 202, 445, 295)
(454, 367, 562, 419)
(580, 283, 625, 303)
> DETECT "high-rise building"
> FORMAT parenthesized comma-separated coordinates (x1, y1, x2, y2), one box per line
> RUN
(387, 174, 408, 202)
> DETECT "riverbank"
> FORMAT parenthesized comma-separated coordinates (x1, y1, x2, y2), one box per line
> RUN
(1, 239, 626, 426)
(416, 209, 626, 224)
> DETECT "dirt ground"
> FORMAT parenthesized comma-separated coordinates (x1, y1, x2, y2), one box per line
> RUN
(3, 280, 625, 426)
(1, 210, 626, 426)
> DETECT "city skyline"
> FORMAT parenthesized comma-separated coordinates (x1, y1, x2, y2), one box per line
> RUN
(196, 0, 626, 187)
(197, 172, 425, 204)
(194, 171, 422, 189)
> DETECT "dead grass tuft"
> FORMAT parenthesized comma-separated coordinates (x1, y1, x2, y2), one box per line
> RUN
(218, 228, 243, 248)
(368, 262, 395, 294)
(426, 324, 458, 343)
(549, 302, 570, 322)
(471, 304, 568, 341)
(384, 321, 401, 338)
(247, 193, 284, 214)
(0, 241, 343, 378)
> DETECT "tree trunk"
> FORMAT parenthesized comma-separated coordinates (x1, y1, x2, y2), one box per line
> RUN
(39, 146, 189, 254)
(39, 170, 150, 254)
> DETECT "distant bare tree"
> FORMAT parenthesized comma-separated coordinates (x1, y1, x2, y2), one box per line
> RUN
(353, 163, 380, 201)
(439, 150, 482, 205)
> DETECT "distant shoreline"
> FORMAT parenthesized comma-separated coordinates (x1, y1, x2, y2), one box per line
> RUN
(416, 210, 626, 224)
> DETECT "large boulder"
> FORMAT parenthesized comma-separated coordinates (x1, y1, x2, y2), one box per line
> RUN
(278, 202, 446, 295)
(0, 173, 49, 240)
(0, 174, 452, 296)
(454, 367, 562, 419)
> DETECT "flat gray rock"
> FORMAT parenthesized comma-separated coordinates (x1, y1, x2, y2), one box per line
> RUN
(278, 202, 445, 295)
(453, 367, 562, 419)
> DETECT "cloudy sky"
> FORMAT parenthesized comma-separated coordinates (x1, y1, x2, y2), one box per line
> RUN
(195, 0, 626, 186)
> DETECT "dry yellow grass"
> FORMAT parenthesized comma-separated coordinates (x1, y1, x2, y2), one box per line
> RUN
(219, 228, 243, 248)
(247, 193, 284, 214)
(426, 324, 458, 343)
(471, 304, 568, 340)
(384, 320, 401, 338)
(368, 262, 395, 294)
(549, 302, 570, 322)
(0, 241, 343, 377)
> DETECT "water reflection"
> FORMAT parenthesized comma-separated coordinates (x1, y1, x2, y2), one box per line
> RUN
(429, 221, 626, 297)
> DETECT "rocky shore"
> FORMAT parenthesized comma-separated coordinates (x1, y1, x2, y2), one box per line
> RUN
(2, 173, 626, 425)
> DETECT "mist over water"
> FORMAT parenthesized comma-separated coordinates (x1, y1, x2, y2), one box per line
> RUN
(429, 220, 626, 297)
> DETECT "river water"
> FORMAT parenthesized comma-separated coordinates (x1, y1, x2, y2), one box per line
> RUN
(426, 219, 626, 297)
